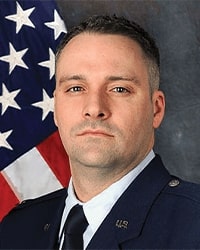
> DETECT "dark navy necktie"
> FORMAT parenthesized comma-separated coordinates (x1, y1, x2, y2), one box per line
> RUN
(62, 204, 88, 250)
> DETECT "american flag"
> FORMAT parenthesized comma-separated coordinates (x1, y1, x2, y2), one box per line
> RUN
(0, 0, 71, 221)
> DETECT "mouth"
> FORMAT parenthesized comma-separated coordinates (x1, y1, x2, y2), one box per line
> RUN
(77, 130, 114, 137)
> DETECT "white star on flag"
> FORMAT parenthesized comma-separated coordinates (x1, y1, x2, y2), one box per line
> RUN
(38, 48, 55, 80)
(32, 89, 54, 121)
(5, 1, 35, 34)
(0, 83, 21, 115)
(0, 130, 13, 150)
(0, 43, 28, 74)
(45, 9, 66, 39)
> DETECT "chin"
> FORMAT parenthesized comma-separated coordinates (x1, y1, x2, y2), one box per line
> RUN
(75, 153, 114, 169)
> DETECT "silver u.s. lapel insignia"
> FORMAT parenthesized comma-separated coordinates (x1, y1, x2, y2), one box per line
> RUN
(116, 219, 128, 229)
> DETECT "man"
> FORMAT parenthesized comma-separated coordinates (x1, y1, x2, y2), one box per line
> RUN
(1, 15, 200, 249)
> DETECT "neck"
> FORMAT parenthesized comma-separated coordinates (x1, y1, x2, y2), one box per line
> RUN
(70, 161, 137, 202)
(69, 149, 154, 202)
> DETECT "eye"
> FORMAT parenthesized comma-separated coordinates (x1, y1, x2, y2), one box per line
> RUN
(67, 86, 84, 92)
(112, 87, 129, 93)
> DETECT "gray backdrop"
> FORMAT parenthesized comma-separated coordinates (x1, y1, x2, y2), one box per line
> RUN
(56, 0, 200, 183)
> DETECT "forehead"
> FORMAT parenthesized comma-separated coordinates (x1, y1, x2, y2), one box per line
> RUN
(56, 33, 148, 82)
(57, 32, 145, 62)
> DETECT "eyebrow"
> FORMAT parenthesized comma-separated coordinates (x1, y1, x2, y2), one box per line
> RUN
(106, 75, 141, 86)
(58, 74, 141, 86)
(58, 74, 86, 85)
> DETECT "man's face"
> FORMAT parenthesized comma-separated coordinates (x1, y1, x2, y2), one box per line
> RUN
(54, 33, 165, 174)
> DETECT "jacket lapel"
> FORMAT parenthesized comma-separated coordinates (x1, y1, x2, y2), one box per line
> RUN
(87, 155, 172, 249)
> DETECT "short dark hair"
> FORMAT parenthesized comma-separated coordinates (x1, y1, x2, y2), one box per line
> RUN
(56, 15, 160, 93)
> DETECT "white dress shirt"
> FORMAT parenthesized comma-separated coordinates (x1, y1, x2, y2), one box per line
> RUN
(59, 150, 155, 249)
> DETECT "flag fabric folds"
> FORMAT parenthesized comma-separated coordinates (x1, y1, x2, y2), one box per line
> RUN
(0, 0, 71, 221)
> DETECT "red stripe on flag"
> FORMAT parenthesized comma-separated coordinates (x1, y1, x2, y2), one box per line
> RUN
(0, 173, 19, 221)
(37, 131, 71, 187)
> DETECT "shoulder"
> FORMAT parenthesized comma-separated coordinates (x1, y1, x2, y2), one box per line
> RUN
(16, 188, 67, 209)
(163, 177, 200, 202)
(0, 188, 68, 248)
(2, 188, 67, 220)
(151, 155, 200, 205)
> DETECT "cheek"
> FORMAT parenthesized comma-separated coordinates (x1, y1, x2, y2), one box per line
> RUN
(55, 100, 81, 142)
(55, 95, 73, 119)
(54, 99, 69, 131)
(120, 104, 153, 137)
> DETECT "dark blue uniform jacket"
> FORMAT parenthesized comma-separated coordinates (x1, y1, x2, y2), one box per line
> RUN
(1, 155, 200, 249)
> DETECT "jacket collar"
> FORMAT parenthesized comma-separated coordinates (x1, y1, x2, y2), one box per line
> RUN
(87, 155, 172, 249)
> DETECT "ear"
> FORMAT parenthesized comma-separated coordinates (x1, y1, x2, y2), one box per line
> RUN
(53, 90, 58, 127)
(152, 90, 165, 129)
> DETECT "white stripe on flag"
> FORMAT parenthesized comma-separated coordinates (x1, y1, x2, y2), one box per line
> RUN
(2, 147, 63, 201)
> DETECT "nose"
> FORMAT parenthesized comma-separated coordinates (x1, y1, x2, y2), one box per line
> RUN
(82, 91, 111, 120)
